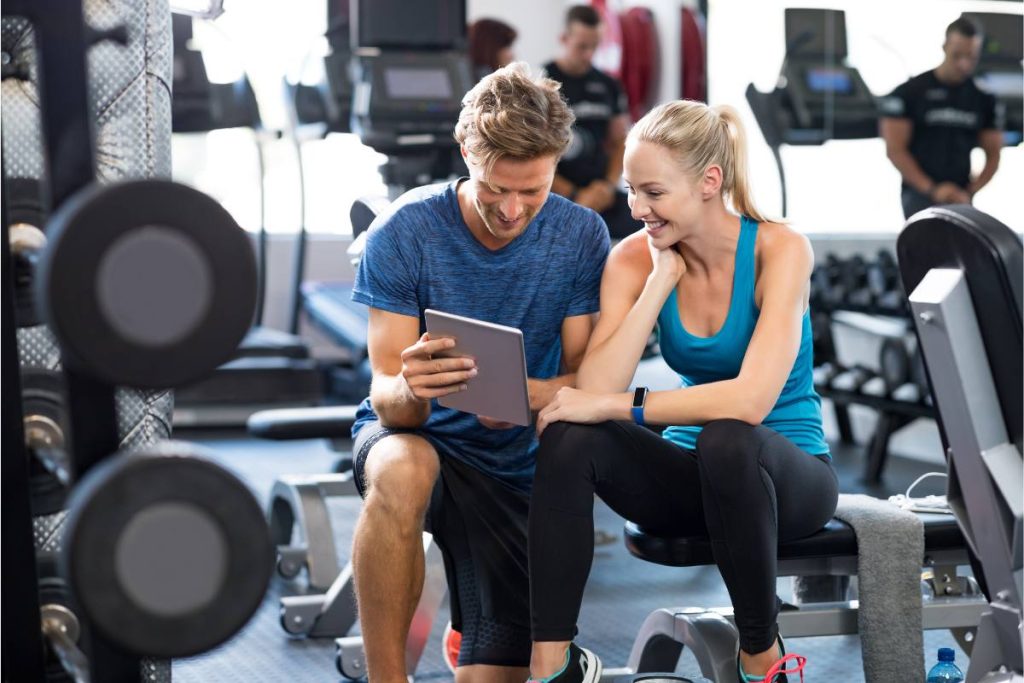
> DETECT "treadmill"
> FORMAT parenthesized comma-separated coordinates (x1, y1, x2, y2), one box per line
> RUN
(170, 14, 323, 426)
(284, 0, 472, 403)
(746, 8, 879, 215)
(962, 12, 1023, 147)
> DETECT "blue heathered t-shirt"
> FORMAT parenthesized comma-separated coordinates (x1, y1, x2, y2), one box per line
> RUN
(351, 179, 610, 492)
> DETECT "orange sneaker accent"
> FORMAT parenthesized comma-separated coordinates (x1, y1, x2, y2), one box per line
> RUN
(442, 622, 461, 673)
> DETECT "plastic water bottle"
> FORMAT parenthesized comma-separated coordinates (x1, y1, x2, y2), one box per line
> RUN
(926, 648, 964, 682)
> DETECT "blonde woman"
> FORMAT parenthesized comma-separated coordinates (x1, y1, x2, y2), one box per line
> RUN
(526, 100, 837, 683)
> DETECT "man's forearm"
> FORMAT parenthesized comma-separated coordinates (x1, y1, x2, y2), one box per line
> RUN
(968, 155, 1000, 195)
(528, 374, 576, 412)
(371, 374, 430, 428)
(888, 148, 934, 194)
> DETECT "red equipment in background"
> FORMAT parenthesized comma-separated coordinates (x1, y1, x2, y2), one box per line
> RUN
(619, 6, 659, 121)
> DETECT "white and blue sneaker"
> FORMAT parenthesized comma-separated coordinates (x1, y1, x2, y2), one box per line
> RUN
(528, 642, 602, 683)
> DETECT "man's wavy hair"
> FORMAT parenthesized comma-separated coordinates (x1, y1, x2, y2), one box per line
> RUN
(454, 62, 575, 178)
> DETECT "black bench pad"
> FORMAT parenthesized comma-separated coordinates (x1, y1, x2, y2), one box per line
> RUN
(624, 512, 964, 567)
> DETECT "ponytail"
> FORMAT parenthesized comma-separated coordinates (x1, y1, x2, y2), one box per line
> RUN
(713, 105, 768, 223)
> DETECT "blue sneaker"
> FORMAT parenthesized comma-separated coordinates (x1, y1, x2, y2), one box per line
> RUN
(528, 643, 602, 683)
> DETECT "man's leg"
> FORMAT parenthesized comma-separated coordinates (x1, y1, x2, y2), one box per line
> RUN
(431, 457, 532, 682)
(353, 433, 440, 682)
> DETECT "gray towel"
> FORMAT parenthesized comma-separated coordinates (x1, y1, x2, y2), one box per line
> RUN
(833, 493, 925, 682)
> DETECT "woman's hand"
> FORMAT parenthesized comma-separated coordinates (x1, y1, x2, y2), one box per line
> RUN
(647, 236, 686, 285)
(536, 386, 622, 437)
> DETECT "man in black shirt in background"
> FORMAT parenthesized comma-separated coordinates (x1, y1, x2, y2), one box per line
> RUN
(544, 5, 637, 238)
(880, 16, 1004, 219)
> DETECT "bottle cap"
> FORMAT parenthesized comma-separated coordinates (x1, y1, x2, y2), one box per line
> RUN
(938, 647, 955, 662)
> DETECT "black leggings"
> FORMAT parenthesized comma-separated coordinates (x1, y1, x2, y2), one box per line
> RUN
(529, 419, 838, 654)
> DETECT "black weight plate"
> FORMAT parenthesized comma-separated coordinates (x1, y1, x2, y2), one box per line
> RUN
(37, 180, 256, 388)
(61, 443, 272, 658)
(21, 368, 69, 515)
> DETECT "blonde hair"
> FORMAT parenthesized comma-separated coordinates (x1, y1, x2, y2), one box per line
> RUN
(454, 62, 575, 177)
(628, 100, 769, 223)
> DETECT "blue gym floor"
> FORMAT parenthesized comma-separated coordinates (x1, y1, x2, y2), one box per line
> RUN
(172, 378, 968, 682)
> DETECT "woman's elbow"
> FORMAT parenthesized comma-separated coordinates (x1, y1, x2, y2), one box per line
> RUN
(723, 388, 774, 425)
(717, 405, 768, 426)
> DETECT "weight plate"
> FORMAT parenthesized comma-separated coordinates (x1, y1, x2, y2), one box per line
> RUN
(61, 443, 272, 657)
(37, 180, 256, 388)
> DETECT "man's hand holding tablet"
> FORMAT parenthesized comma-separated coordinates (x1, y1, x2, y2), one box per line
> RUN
(424, 309, 533, 427)
(399, 332, 478, 400)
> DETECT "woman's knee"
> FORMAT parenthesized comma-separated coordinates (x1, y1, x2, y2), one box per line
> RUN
(535, 421, 611, 481)
(695, 419, 768, 483)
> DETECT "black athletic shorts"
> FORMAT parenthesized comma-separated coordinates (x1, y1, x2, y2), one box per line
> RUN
(353, 420, 532, 667)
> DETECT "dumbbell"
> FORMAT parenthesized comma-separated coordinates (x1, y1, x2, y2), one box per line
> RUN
(60, 442, 274, 658)
(842, 255, 873, 308)
(811, 311, 836, 366)
(830, 365, 875, 393)
(37, 179, 257, 387)
(877, 336, 915, 400)
(813, 361, 840, 389)
(811, 254, 845, 310)
(27, 449, 274, 674)
(27, 179, 273, 673)
(866, 250, 897, 299)
(869, 250, 908, 315)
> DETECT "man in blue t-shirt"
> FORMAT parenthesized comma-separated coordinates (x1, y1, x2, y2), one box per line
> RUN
(350, 63, 610, 681)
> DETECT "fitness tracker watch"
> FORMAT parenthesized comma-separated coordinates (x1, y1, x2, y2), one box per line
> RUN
(631, 386, 649, 426)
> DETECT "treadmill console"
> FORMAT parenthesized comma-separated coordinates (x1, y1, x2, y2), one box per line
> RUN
(745, 8, 880, 213)
(351, 51, 473, 153)
(776, 8, 878, 143)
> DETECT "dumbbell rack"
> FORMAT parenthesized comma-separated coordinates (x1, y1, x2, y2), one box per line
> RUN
(3, 166, 49, 681)
(2, 0, 129, 678)
(811, 258, 937, 481)
(3, 3, 275, 681)
(814, 367, 935, 480)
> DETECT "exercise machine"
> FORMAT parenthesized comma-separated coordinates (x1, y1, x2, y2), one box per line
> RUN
(746, 8, 879, 216)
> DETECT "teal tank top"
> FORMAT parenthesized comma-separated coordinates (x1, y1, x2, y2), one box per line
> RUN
(657, 216, 829, 457)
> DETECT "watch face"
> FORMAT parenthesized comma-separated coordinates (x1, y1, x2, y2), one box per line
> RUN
(632, 386, 647, 408)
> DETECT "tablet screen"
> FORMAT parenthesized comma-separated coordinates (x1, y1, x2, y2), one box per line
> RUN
(424, 309, 532, 426)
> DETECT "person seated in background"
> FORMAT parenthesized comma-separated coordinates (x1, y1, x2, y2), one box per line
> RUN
(544, 5, 638, 240)
(468, 18, 518, 81)
(880, 16, 1003, 219)
(525, 100, 837, 683)
(349, 63, 609, 683)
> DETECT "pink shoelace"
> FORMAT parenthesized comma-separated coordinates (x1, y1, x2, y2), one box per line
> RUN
(762, 653, 807, 682)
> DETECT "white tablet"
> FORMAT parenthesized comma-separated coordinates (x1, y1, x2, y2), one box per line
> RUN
(424, 309, 532, 426)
